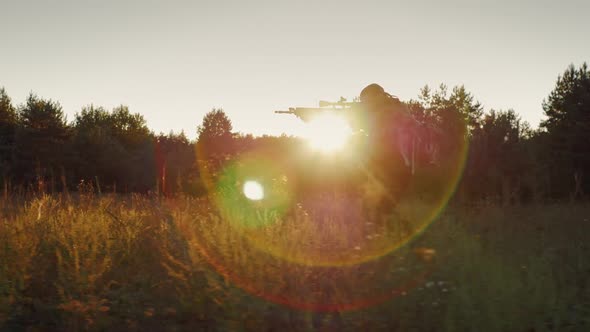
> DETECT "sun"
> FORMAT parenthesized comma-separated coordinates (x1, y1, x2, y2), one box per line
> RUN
(303, 113, 353, 153)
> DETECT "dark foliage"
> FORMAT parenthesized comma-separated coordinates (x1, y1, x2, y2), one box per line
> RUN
(0, 62, 588, 201)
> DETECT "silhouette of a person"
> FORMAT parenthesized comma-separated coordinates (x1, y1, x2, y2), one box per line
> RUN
(359, 83, 414, 167)
(359, 83, 416, 214)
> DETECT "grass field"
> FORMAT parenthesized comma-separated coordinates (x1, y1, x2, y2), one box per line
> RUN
(1, 192, 589, 331)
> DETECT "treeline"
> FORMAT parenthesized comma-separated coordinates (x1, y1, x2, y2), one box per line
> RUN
(0, 63, 588, 202)
(410, 63, 589, 203)
(463, 63, 589, 203)
(0, 92, 299, 196)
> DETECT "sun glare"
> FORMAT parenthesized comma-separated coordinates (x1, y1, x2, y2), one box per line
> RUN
(304, 113, 352, 153)
(243, 180, 264, 201)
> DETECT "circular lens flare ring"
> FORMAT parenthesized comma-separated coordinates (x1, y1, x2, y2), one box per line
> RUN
(188, 108, 471, 312)
(197, 110, 470, 267)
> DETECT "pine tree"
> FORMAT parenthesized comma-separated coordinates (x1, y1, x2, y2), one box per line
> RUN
(541, 63, 590, 198)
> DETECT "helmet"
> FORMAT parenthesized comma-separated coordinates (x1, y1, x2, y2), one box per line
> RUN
(360, 83, 386, 103)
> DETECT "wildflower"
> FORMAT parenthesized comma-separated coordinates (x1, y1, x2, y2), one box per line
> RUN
(144, 308, 155, 317)
(164, 307, 177, 317)
(413, 247, 436, 262)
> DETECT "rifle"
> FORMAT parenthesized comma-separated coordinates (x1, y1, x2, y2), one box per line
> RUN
(274, 98, 363, 123)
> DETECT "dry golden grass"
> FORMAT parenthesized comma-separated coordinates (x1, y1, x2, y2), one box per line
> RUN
(0, 192, 589, 331)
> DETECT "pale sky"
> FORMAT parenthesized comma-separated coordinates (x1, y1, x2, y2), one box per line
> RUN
(1, 0, 589, 138)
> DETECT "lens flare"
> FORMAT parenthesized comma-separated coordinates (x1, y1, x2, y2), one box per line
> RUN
(243, 180, 264, 200)
(192, 110, 471, 312)
(304, 113, 352, 153)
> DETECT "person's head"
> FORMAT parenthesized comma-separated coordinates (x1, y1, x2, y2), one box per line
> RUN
(360, 83, 389, 110)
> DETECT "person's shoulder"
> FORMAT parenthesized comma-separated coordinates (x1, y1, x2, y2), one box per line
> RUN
(385, 96, 406, 112)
